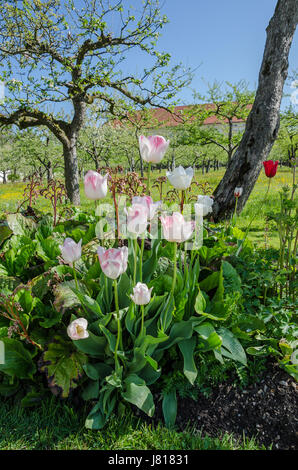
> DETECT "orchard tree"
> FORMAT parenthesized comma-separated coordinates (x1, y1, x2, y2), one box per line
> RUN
(213, 0, 298, 220)
(0, 127, 15, 183)
(0, 0, 191, 204)
(15, 128, 63, 181)
(180, 81, 255, 164)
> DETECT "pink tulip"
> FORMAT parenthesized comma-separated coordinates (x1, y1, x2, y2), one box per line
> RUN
(67, 318, 89, 340)
(130, 282, 153, 305)
(132, 196, 162, 221)
(59, 237, 82, 264)
(84, 170, 108, 200)
(160, 212, 195, 243)
(139, 135, 170, 164)
(97, 246, 128, 279)
(125, 202, 148, 236)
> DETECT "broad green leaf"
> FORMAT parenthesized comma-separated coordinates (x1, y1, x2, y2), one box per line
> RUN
(73, 330, 106, 358)
(217, 327, 247, 365)
(0, 338, 36, 379)
(162, 390, 177, 428)
(178, 337, 197, 385)
(199, 271, 219, 292)
(194, 289, 207, 313)
(39, 335, 87, 398)
(0, 222, 13, 247)
(122, 374, 155, 417)
(6, 213, 37, 237)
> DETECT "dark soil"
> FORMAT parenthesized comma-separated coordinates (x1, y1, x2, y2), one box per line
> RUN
(149, 361, 298, 450)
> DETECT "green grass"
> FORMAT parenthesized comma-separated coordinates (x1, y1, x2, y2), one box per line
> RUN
(0, 167, 293, 248)
(0, 398, 266, 450)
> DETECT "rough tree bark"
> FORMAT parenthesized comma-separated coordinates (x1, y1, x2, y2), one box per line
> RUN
(213, 0, 298, 221)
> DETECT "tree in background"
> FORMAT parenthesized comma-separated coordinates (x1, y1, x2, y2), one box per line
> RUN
(180, 81, 255, 165)
(0, 0, 191, 204)
(213, 0, 297, 220)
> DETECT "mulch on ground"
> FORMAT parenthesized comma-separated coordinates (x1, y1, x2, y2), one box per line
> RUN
(150, 361, 298, 450)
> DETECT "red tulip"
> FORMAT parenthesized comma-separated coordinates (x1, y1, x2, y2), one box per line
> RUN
(263, 160, 279, 178)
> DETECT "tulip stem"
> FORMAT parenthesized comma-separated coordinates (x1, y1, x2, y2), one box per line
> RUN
(113, 279, 122, 369)
(180, 190, 185, 213)
(140, 305, 145, 336)
(73, 262, 79, 291)
(133, 238, 138, 285)
(147, 162, 151, 195)
(171, 242, 177, 297)
(139, 236, 145, 282)
(232, 197, 238, 226)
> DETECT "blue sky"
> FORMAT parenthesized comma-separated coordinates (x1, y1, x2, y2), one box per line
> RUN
(1, 0, 297, 113)
(129, 0, 297, 108)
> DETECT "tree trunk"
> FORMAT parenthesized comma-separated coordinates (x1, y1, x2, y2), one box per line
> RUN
(47, 161, 53, 182)
(63, 137, 80, 205)
(213, 0, 298, 221)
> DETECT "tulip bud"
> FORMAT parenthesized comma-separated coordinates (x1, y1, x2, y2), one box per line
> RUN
(166, 166, 194, 190)
(59, 238, 82, 264)
(97, 245, 128, 280)
(195, 195, 214, 217)
(234, 187, 243, 198)
(84, 170, 108, 200)
(139, 135, 170, 164)
(160, 212, 195, 243)
(67, 318, 89, 340)
(130, 282, 153, 305)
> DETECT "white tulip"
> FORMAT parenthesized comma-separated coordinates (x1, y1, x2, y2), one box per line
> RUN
(166, 166, 194, 190)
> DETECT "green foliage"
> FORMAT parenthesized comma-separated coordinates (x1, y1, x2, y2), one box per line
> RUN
(0, 190, 296, 433)
(39, 335, 88, 398)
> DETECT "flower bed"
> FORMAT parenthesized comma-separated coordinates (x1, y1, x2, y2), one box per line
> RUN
(0, 137, 296, 439)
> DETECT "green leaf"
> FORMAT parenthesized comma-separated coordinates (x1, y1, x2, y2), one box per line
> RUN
(199, 271, 219, 292)
(85, 400, 106, 430)
(117, 272, 131, 309)
(217, 327, 247, 365)
(53, 280, 88, 312)
(83, 363, 112, 381)
(162, 390, 177, 428)
(157, 319, 194, 351)
(0, 338, 36, 379)
(178, 337, 197, 385)
(143, 239, 161, 283)
(6, 213, 37, 237)
(39, 335, 87, 398)
(122, 374, 155, 417)
(195, 322, 222, 352)
(18, 289, 33, 314)
(222, 260, 242, 293)
(194, 289, 207, 313)
(0, 222, 13, 247)
(73, 330, 106, 358)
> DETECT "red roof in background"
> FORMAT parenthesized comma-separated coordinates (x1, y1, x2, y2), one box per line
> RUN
(112, 103, 252, 128)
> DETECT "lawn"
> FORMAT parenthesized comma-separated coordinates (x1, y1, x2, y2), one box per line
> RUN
(0, 398, 266, 450)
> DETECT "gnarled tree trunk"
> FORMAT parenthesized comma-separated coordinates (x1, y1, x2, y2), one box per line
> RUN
(213, 0, 298, 221)
(63, 135, 80, 205)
